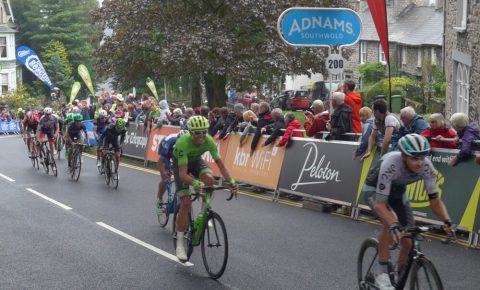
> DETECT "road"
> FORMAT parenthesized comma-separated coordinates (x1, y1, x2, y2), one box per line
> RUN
(0, 135, 479, 289)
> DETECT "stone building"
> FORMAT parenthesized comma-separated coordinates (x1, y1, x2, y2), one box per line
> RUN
(343, 0, 443, 87)
(0, 0, 19, 95)
(444, 0, 480, 122)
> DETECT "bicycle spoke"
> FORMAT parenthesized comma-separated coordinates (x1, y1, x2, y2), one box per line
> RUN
(201, 212, 228, 279)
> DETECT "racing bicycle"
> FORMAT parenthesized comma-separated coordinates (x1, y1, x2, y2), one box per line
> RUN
(157, 179, 178, 227)
(101, 147, 119, 189)
(56, 133, 64, 160)
(38, 140, 57, 177)
(69, 138, 83, 182)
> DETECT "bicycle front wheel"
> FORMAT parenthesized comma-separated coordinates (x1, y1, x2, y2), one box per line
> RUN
(104, 156, 111, 185)
(201, 211, 228, 279)
(157, 190, 170, 228)
(72, 151, 81, 182)
(111, 158, 119, 189)
(49, 152, 57, 177)
(409, 257, 444, 290)
(357, 237, 379, 290)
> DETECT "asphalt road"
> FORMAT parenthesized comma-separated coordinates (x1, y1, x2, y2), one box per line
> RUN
(0, 135, 479, 289)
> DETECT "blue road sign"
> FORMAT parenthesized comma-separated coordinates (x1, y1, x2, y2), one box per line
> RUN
(277, 8, 362, 47)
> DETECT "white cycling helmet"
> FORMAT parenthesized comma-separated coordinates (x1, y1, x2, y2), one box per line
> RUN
(99, 109, 108, 117)
(44, 107, 53, 114)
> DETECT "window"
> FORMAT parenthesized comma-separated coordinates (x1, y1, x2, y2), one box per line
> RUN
(360, 41, 367, 64)
(455, 0, 468, 31)
(431, 47, 436, 65)
(417, 48, 422, 67)
(0, 37, 6, 58)
(0, 73, 8, 95)
(402, 46, 407, 66)
(454, 62, 470, 114)
(378, 43, 386, 64)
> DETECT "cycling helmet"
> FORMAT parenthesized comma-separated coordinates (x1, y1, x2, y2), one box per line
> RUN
(398, 134, 430, 158)
(44, 107, 53, 114)
(116, 118, 126, 130)
(98, 109, 108, 118)
(73, 113, 83, 121)
(17, 108, 24, 112)
(187, 116, 209, 131)
(66, 113, 73, 122)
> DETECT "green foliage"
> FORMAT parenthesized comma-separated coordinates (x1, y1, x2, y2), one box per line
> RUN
(41, 41, 73, 76)
(1, 85, 40, 109)
(358, 62, 386, 85)
(44, 53, 75, 94)
(362, 77, 415, 105)
(421, 61, 446, 99)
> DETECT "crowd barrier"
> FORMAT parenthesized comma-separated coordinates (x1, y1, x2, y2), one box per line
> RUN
(0, 120, 20, 133)
(118, 124, 480, 246)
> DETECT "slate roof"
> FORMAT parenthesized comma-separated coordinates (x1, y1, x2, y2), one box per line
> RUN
(360, 6, 443, 46)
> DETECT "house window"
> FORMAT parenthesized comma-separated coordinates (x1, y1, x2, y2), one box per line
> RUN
(431, 47, 436, 65)
(455, 0, 468, 31)
(417, 48, 422, 67)
(0, 37, 6, 58)
(454, 62, 470, 114)
(360, 41, 367, 64)
(378, 43, 386, 64)
(402, 46, 407, 66)
(0, 73, 8, 95)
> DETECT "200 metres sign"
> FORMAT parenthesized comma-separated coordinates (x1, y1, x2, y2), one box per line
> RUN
(277, 8, 362, 47)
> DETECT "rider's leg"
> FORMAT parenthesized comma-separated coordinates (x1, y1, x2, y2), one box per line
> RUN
(115, 151, 120, 171)
(176, 193, 191, 261)
(67, 143, 73, 167)
(392, 192, 415, 271)
(157, 158, 168, 200)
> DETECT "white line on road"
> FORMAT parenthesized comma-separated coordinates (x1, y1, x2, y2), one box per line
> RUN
(0, 173, 15, 182)
(26, 188, 73, 210)
(96, 222, 194, 267)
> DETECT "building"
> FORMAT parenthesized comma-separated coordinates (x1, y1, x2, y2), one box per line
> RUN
(344, 0, 443, 86)
(444, 0, 479, 122)
(0, 0, 18, 95)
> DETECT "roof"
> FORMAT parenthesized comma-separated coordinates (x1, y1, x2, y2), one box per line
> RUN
(360, 6, 443, 46)
(0, 25, 16, 33)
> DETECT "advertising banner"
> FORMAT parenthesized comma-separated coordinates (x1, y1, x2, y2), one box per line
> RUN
(70, 81, 82, 103)
(83, 120, 96, 146)
(78, 64, 95, 96)
(16, 46, 54, 89)
(0, 120, 19, 133)
(353, 149, 480, 232)
(146, 126, 180, 162)
(202, 137, 229, 176)
(278, 138, 362, 204)
(146, 77, 159, 101)
(123, 124, 149, 159)
(223, 134, 286, 189)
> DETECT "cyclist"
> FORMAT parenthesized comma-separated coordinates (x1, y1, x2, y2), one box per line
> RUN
(172, 115, 237, 262)
(362, 133, 453, 290)
(17, 108, 25, 132)
(23, 109, 40, 157)
(98, 118, 127, 172)
(65, 114, 88, 168)
(156, 130, 188, 214)
(37, 107, 59, 161)
(94, 109, 110, 168)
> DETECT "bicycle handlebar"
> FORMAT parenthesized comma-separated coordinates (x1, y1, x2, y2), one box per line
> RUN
(191, 185, 236, 202)
(390, 225, 456, 250)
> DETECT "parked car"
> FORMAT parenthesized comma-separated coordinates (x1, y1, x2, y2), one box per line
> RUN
(286, 90, 311, 110)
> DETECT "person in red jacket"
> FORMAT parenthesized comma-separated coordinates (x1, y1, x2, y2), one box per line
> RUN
(343, 80, 362, 134)
(277, 113, 304, 147)
(304, 100, 330, 139)
(420, 113, 458, 149)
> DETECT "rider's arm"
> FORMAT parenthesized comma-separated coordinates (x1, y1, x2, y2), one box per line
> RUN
(215, 158, 234, 183)
(381, 127, 394, 156)
(119, 130, 126, 144)
(178, 163, 196, 186)
(429, 198, 451, 222)
(374, 200, 399, 226)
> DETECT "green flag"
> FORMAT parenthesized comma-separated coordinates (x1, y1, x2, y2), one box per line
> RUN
(69, 82, 82, 104)
(146, 77, 159, 101)
(78, 64, 95, 96)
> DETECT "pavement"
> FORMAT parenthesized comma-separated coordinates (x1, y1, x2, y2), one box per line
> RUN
(0, 135, 479, 289)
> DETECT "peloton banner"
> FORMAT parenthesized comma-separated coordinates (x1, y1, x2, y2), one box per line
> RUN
(123, 124, 149, 159)
(223, 133, 286, 189)
(16, 46, 54, 89)
(277, 138, 362, 205)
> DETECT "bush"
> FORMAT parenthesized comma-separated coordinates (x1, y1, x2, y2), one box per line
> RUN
(359, 62, 386, 85)
(1, 85, 40, 110)
(363, 77, 415, 106)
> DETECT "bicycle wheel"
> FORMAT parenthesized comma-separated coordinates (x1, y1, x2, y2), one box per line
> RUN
(157, 188, 170, 228)
(49, 152, 57, 177)
(40, 146, 49, 174)
(201, 211, 229, 279)
(409, 257, 444, 290)
(357, 237, 379, 290)
(172, 205, 194, 260)
(56, 136, 63, 160)
(72, 150, 81, 182)
(104, 156, 111, 185)
(111, 158, 119, 189)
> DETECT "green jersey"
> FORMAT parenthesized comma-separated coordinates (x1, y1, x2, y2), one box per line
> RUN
(173, 134, 220, 165)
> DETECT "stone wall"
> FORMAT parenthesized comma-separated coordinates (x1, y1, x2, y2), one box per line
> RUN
(444, 0, 480, 122)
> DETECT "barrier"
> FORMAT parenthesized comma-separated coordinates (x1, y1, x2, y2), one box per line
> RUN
(223, 133, 286, 190)
(123, 124, 149, 159)
(83, 120, 96, 146)
(0, 120, 20, 133)
(277, 137, 362, 205)
(146, 125, 180, 162)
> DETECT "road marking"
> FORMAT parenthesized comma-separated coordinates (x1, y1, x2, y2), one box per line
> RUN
(26, 188, 72, 210)
(96, 222, 194, 267)
(0, 134, 20, 139)
(0, 173, 15, 182)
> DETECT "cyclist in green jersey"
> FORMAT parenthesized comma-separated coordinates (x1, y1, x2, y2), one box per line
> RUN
(172, 115, 237, 262)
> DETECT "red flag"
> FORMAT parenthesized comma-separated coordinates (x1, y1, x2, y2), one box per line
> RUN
(367, 0, 389, 64)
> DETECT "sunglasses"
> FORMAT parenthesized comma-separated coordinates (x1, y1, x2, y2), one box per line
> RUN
(191, 130, 207, 135)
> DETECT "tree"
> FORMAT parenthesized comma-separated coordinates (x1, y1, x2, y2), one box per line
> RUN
(41, 41, 73, 76)
(44, 53, 74, 96)
(94, 0, 350, 106)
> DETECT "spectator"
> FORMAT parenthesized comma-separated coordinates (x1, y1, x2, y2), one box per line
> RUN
(391, 106, 429, 150)
(326, 92, 352, 141)
(250, 102, 273, 155)
(157, 100, 171, 125)
(353, 107, 377, 160)
(209, 107, 226, 136)
(276, 113, 304, 147)
(448, 113, 480, 166)
(250, 103, 260, 115)
(420, 113, 458, 149)
(343, 80, 363, 134)
(239, 110, 258, 146)
(304, 99, 330, 139)
(262, 108, 286, 146)
(200, 105, 209, 118)
(207, 108, 220, 136)
(219, 103, 244, 139)
(361, 99, 401, 159)
(168, 108, 184, 126)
